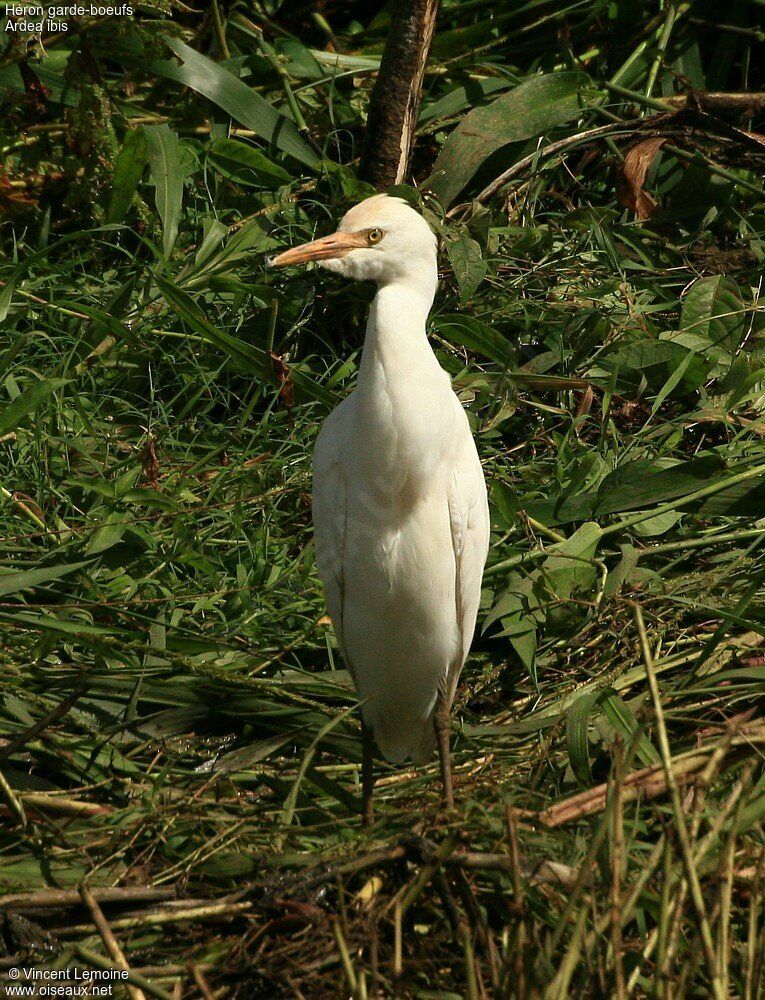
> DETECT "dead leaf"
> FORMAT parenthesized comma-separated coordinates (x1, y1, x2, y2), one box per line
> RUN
(575, 384, 595, 419)
(618, 136, 667, 219)
(269, 351, 295, 409)
(20, 62, 51, 119)
(12, 492, 46, 524)
(355, 876, 383, 908)
(141, 436, 160, 489)
(0, 172, 38, 215)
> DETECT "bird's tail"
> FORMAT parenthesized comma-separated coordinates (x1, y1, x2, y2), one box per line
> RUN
(365, 708, 437, 766)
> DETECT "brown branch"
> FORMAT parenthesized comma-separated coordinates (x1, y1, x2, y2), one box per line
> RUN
(476, 106, 765, 205)
(191, 965, 216, 1000)
(0, 686, 84, 762)
(62, 900, 253, 936)
(360, 0, 440, 189)
(539, 720, 765, 828)
(17, 792, 111, 817)
(453, 852, 580, 890)
(664, 91, 765, 114)
(0, 887, 176, 911)
(80, 886, 147, 1000)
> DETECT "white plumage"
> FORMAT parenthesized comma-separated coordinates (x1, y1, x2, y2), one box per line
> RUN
(272, 195, 489, 811)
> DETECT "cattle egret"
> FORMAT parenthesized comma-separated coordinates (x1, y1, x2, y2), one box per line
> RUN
(271, 195, 489, 824)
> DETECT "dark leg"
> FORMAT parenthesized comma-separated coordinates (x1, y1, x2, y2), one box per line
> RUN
(434, 689, 454, 810)
(361, 718, 375, 829)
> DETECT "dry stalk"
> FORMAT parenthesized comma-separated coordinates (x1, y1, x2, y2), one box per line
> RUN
(609, 739, 626, 1000)
(538, 720, 764, 827)
(191, 964, 216, 1000)
(633, 604, 723, 1000)
(62, 900, 252, 936)
(80, 885, 146, 1000)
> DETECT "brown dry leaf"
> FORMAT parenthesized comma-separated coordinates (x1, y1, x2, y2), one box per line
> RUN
(269, 351, 295, 409)
(0, 172, 38, 215)
(20, 62, 52, 119)
(12, 492, 46, 524)
(141, 435, 160, 489)
(618, 136, 667, 219)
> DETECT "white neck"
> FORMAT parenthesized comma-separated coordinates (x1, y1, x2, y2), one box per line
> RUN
(351, 266, 455, 499)
(358, 268, 438, 383)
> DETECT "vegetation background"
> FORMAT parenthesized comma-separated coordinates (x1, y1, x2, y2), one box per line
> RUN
(1, 1, 764, 996)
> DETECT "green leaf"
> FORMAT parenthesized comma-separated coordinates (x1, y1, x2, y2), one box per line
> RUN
(429, 71, 588, 207)
(143, 123, 184, 257)
(695, 476, 765, 517)
(156, 39, 320, 170)
(187, 219, 272, 285)
(484, 577, 539, 680)
(0, 560, 90, 598)
(525, 455, 724, 526)
(598, 339, 711, 395)
(603, 544, 640, 597)
(208, 138, 292, 189)
(566, 690, 600, 786)
(631, 510, 682, 537)
(155, 274, 335, 406)
(156, 273, 264, 371)
(86, 513, 127, 555)
(598, 690, 658, 767)
(434, 313, 514, 366)
(195, 218, 229, 268)
(541, 521, 602, 616)
(723, 363, 765, 412)
(212, 732, 301, 774)
(508, 626, 537, 679)
(491, 481, 520, 528)
(446, 235, 486, 302)
(0, 270, 19, 323)
(0, 378, 68, 437)
(681, 275, 746, 349)
(59, 299, 137, 347)
(419, 78, 512, 124)
(106, 127, 147, 225)
(0, 612, 115, 636)
(278, 39, 324, 80)
(546, 522, 602, 579)
(567, 686, 658, 788)
(648, 347, 699, 416)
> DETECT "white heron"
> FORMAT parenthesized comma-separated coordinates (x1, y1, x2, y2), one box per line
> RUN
(271, 194, 489, 824)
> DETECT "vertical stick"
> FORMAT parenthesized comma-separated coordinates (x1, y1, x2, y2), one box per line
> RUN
(361, 718, 375, 828)
(393, 897, 403, 986)
(79, 885, 146, 1000)
(633, 604, 724, 1000)
(744, 847, 765, 999)
(210, 0, 230, 60)
(191, 964, 215, 1000)
(654, 835, 673, 999)
(360, 0, 440, 189)
(718, 782, 748, 995)
(610, 738, 626, 999)
(506, 806, 527, 995)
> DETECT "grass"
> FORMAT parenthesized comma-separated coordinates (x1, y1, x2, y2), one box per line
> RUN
(1, 0, 765, 996)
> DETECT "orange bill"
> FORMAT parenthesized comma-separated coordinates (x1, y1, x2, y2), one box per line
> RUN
(270, 231, 367, 267)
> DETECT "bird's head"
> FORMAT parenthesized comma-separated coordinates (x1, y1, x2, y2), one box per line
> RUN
(269, 194, 437, 285)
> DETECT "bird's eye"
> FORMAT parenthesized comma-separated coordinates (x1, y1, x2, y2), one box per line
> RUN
(367, 227, 383, 245)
